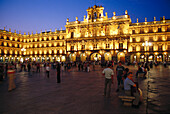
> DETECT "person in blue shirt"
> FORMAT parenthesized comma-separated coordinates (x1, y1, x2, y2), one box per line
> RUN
(124, 72, 140, 107)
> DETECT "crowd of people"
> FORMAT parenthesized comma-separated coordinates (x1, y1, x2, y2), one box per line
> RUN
(102, 61, 156, 108)
(0, 60, 167, 83)
(0, 60, 168, 108)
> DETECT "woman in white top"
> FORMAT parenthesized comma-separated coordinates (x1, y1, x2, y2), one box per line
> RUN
(46, 64, 50, 78)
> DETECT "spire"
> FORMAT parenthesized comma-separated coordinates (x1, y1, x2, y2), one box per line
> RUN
(125, 10, 128, 15)
(154, 17, 156, 23)
(137, 18, 139, 25)
(154, 17, 156, 21)
(113, 12, 116, 16)
(145, 17, 147, 24)
(163, 16, 165, 23)
(76, 17, 78, 21)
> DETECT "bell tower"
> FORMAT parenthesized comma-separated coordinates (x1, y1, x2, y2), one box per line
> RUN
(86, 5, 104, 22)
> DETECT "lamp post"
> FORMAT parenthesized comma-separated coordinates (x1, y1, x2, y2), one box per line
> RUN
(142, 41, 152, 63)
(21, 48, 26, 62)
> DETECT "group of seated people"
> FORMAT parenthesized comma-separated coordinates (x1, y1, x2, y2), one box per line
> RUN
(122, 68, 143, 108)
(135, 65, 149, 79)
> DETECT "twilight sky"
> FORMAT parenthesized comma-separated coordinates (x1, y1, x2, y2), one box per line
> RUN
(0, 0, 170, 34)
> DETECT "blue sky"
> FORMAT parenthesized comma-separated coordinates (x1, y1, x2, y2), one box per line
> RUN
(0, 0, 170, 34)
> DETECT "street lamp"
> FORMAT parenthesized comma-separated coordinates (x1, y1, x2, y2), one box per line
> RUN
(142, 41, 152, 62)
(21, 48, 26, 62)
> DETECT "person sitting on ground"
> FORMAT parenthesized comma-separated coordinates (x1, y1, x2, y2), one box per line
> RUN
(124, 72, 140, 107)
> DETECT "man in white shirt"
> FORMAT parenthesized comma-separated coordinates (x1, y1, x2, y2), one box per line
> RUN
(102, 64, 114, 97)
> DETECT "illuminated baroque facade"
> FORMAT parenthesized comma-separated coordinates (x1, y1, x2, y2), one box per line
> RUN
(0, 5, 170, 63)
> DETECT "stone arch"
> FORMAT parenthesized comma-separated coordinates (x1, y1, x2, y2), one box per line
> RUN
(104, 52, 112, 61)
(80, 53, 87, 62)
(117, 52, 125, 63)
(1, 42, 4, 46)
(69, 53, 76, 62)
(157, 54, 163, 62)
(61, 56, 66, 62)
(130, 53, 137, 63)
(90, 53, 101, 61)
(140, 54, 145, 62)
(148, 54, 154, 62)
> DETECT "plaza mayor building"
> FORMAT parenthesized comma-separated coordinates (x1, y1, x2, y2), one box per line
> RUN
(0, 5, 170, 63)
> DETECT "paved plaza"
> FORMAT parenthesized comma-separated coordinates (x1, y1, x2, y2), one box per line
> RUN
(0, 64, 170, 114)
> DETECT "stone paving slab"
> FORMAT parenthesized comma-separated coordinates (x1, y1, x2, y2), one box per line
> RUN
(0, 65, 170, 114)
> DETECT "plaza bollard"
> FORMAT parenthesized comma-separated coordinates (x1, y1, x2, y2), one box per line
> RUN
(8, 70, 16, 91)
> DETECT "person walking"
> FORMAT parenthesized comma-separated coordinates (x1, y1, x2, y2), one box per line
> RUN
(102, 63, 114, 98)
(5, 63, 8, 79)
(78, 62, 81, 71)
(0, 63, 4, 81)
(93, 62, 95, 71)
(116, 61, 125, 92)
(36, 63, 40, 73)
(64, 62, 67, 71)
(27, 62, 32, 76)
(56, 62, 61, 83)
(87, 63, 90, 72)
(46, 64, 50, 78)
(61, 62, 64, 72)
(81, 63, 84, 71)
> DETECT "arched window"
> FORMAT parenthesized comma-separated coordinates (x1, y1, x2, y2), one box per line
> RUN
(71, 32, 74, 38)
(7, 37, 10, 40)
(119, 43, 123, 49)
(93, 44, 97, 49)
(106, 44, 110, 48)
(94, 12, 97, 19)
(57, 50, 59, 54)
(99, 14, 101, 18)
(1, 42, 4, 46)
(7, 43, 9, 47)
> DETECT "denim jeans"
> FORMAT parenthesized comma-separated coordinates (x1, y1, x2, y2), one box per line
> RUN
(104, 78, 112, 97)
